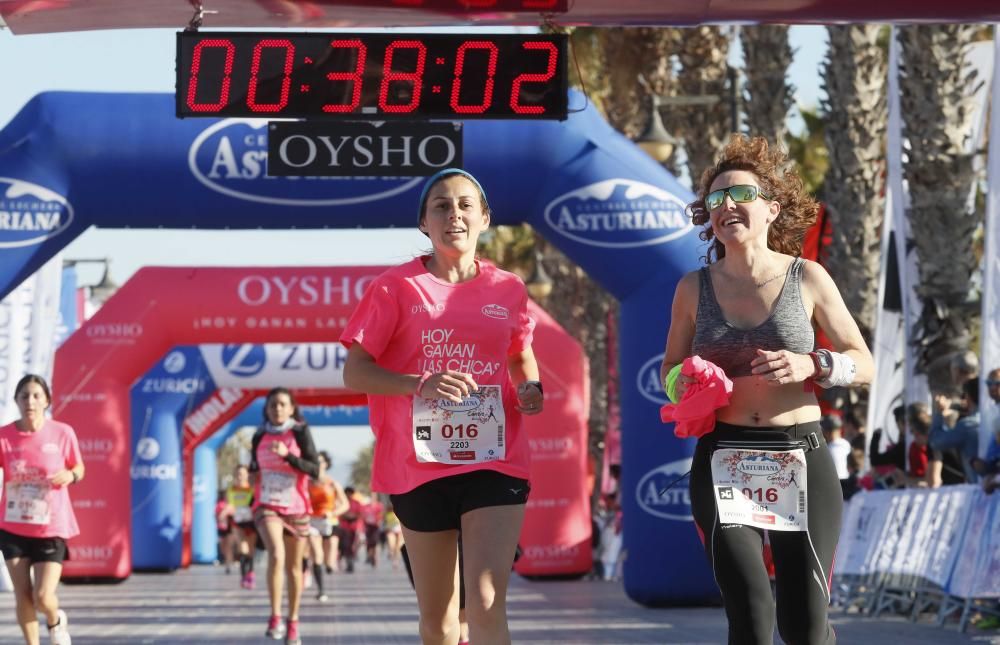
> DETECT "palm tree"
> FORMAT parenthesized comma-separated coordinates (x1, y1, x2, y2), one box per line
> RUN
(820, 25, 888, 340)
(741, 25, 795, 143)
(481, 27, 684, 466)
(897, 24, 982, 392)
(786, 108, 829, 196)
(675, 26, 733, 183)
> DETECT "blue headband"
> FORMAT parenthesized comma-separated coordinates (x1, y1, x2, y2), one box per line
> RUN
(417, 168, 490, 229)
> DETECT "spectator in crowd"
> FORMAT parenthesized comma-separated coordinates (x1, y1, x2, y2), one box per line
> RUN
(869, 405, 907, 487)
(950, 350, 979, 390)
(987, 367, 1000, 405)
(842, 449, 862, 500)
(841, 406, 867, 452)
(821, 415, 852, 498)
(971, 418, 1000, 495)
(931, 378, 981, 483)
(900, 403, 936, 488)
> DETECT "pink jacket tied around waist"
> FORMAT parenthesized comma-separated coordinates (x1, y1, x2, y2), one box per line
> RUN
(660, 356, 733, 439)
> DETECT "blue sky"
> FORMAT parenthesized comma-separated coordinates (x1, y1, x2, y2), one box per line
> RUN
(0, 25, 828, 287)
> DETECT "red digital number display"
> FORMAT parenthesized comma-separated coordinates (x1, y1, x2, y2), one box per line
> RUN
(176, 32, 568, 120)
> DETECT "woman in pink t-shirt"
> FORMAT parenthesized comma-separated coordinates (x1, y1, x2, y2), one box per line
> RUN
(249, 387, 319, 645)
(0, 374, 82, 645)
(342, 168, 543, 645)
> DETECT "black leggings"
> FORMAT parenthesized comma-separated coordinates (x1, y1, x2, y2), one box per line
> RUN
(690, 421, 842, 645)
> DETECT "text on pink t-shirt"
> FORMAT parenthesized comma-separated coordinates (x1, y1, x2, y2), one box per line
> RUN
(0, 419, 82, 539)
(340, 257, 535, 494)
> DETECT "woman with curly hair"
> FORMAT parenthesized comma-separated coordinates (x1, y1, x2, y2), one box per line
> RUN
(660, 135, 873, 644)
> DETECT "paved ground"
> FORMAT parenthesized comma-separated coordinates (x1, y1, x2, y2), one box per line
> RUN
(1, 561, 997, 644)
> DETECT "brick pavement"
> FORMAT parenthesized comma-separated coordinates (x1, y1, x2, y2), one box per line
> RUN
(0, 561, 996, 644)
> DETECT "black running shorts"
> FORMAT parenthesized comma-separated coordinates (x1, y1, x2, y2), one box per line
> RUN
(390, 470, 530, 533)
(0, 529, 69, 564)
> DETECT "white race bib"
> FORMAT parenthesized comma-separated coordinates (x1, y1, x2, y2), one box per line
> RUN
(4, 481, 51, 525)
(710, 447, 808, 532)
(233, 505, 253, 524)
(412, 385, 506, 464)
(260, 471, 296, 508)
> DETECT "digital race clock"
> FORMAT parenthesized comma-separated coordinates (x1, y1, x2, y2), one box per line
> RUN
(176, 32, 568, 120)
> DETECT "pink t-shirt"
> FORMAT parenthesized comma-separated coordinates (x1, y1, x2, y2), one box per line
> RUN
(253, 430, 312, 516)
(361, 500, 384, 526)
(0, 419, 82, 539)
(340, 257, 535, 494)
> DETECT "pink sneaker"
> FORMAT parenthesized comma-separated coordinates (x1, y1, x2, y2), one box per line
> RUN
(246, 572, 256, 590)
(266, 615, 285, 640)
(285, 619, 301, 645)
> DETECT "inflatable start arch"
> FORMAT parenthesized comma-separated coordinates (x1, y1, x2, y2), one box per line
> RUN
(6, 91, 713, 602)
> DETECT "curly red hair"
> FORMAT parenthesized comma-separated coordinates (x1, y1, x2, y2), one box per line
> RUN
(687, 135, 818, 264)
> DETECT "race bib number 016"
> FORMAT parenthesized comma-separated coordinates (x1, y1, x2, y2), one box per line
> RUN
(413, 385, 505, 464)
(4, 481, 52, 525)
(710, 448, 808, 532)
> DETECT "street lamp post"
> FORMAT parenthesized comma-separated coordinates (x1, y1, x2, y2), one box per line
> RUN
(636, 66, 742, 163)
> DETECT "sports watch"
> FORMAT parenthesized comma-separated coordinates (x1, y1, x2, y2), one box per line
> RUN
(809, 350, 832, 378)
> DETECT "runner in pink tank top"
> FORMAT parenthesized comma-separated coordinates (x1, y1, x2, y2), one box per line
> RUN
(0, 374, 82, 645)
(342, 168, 544, 645)
(249, 387, 319, 645)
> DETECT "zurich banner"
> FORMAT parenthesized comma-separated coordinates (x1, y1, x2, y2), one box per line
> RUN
(17, 91, 714, 602)
(199, 343, 347, 388)
(130, 347, 215, 570)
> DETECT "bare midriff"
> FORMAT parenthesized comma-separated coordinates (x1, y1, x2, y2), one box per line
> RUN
(715, 375, 821, 427)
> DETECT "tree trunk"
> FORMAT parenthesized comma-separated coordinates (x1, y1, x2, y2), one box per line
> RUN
(741, 25, 794, 142)
(897, 25, 982, 392)
(821, 25, 888, 340)
(675, 26, 733, 183)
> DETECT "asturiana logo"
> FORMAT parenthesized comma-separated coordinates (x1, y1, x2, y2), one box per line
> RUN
(635, 458, 694, 521)
(188, 120, 422, 206)
(439, 395, 482, 413)
(0, 177, 74, 248)
(737, 455, 781, 477)
(481, 304, 509, 320)
(637, 354, 668, 405)
(543, 179, 692, 249)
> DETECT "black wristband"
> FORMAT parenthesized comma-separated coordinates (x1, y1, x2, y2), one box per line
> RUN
(71, 470, 80, 483)
(523, 380, 543, 395)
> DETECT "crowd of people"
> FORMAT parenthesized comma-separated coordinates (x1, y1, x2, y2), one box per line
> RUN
(820, 353, 1000, 499)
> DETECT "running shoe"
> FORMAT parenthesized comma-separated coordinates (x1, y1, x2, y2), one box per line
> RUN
(246, 571, 256, 590)
(266, 615, 286, 640)
(48, 609, 71, 645)
(316, 591, 329, 602)
(285, 619, 301, 645)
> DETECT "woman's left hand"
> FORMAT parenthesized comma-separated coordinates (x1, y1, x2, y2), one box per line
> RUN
(517, 382, 544, 415)
(750, 349, 815, 386)
(49, 469, 75, 488)
(271, 441, 289, 457)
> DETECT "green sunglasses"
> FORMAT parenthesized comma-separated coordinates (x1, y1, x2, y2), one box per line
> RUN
(705, 184, 771, 211)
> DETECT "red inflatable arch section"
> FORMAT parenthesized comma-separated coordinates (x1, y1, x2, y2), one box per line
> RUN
(53, 266, 590, 579)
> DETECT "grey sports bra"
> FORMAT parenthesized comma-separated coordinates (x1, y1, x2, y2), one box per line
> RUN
(691, 258, 815, 378)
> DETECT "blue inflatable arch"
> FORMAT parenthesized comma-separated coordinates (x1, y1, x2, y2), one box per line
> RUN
(0, 90, 712, 604)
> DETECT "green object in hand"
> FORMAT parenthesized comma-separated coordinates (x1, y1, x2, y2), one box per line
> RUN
(664, 363, 683, 404)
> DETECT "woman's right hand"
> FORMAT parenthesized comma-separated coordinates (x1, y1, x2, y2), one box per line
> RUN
(420, 370, 478, 403)
(674, 374, 697, 401)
